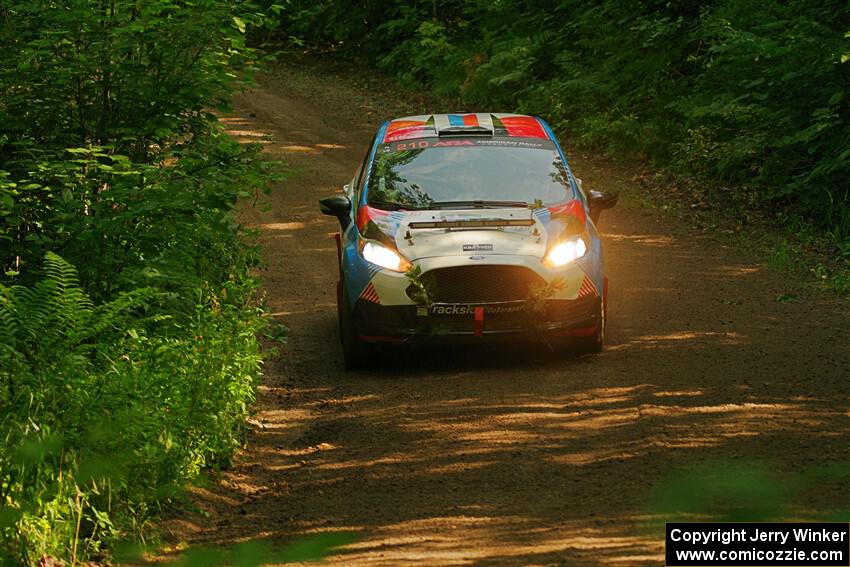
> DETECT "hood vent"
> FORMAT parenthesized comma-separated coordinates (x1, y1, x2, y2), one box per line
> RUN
(408, 218, 535, 230)
(433, 113, 495, 136)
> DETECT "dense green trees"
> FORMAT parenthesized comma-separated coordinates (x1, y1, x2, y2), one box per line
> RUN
(280, 0, 850, 243)
(0, 0, 276, 562)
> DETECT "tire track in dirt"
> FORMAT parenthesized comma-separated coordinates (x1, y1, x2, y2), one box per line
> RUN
(163, 61, 850, 565)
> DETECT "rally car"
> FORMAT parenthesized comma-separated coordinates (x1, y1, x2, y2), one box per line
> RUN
(320, 113, 618, 369)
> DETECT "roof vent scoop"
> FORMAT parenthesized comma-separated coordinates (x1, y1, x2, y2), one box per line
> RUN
(434, 113, 495, 136)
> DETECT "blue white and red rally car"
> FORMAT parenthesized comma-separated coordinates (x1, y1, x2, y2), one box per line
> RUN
(320, 113, 617, 369)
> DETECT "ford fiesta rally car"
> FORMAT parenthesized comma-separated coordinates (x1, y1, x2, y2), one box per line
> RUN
(320, 113, 618, 369)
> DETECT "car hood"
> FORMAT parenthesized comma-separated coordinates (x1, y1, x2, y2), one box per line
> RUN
(392, 208, 546, 261)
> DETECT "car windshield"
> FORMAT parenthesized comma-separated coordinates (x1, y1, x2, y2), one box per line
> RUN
(366, 137, 573, 210)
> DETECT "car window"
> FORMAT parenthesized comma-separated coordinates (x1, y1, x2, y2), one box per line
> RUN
(367, 137, 574, 209)
(353, 133, 377, 206)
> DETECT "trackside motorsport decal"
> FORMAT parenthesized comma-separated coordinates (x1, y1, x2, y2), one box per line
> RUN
(431, 303, 525, 316)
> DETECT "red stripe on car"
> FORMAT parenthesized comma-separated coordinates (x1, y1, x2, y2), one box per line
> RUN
(356, 205, 390, 232)
(547, 199, 586, 227)
(359, 282, 381, 304)
(500, 116, 548, 139)
(474, 306, 484, 336)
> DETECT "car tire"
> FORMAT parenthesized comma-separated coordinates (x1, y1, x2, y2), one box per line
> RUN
(339, 290, 372, 370)
(575, 297, 605, 354)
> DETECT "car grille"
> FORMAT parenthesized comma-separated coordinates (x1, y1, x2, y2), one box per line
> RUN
(413, 265, 546, 303)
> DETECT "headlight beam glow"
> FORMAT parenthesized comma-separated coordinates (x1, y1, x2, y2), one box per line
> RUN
(361, 240, 411, 272)
(545, 237, 587, 267)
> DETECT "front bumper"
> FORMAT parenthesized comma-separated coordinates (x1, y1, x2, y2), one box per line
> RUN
(354, 296, 600, 343)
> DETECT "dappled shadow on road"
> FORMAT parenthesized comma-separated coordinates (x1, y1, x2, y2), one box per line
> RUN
(173, 359, 850, 565)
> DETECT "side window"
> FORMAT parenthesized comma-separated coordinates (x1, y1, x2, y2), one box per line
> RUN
(353, 159, 366, 203)
(353, 133, 377, 206)
(346, 164, 362, 201)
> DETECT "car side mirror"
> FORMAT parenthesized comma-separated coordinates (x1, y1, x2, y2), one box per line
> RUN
(588, 190, 618, 225)
(319, 195, 352, 229)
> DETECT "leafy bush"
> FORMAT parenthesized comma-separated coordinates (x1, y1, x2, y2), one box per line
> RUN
(276, 0, 850, 243)
(0, 0, 278, 562)
(0, 254, 265, 563)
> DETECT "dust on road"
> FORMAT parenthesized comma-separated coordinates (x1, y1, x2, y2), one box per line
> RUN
(163, 61, 850, 565)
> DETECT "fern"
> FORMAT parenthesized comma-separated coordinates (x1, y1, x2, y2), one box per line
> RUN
(42, 251, 94, 321)
(0, 253, 153, 363)
(0, 284, 17, 347)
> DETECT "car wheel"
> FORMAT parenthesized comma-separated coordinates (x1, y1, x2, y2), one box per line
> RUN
(340, 290, 372, 370)
(575, 297, 605, 354)
(336, 280, 343, 334)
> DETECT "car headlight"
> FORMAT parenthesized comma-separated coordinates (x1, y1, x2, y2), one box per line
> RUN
(545, 237, 587, 267)
(361, 240, 412, 272)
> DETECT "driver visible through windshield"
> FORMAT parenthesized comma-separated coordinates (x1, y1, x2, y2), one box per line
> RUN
(366, 137, 574, 210)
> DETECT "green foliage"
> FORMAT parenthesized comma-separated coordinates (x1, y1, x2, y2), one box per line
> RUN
(276, 0, 850, 244)
(0, 0, 269, 158)
(161, 532, 358, 566)
(404, 264, 434, 307)
(0, 0, 279, 563)
(649, 460, 850, 522)
(649, 461, 788, 522)
(0, 254, 265, 563)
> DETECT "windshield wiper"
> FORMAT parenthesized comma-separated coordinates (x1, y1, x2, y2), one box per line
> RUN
(429, 200, 531, 209)
(367, 199, 426, 211)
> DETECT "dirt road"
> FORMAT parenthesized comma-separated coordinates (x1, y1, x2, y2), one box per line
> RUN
(168, 61, 850, 565)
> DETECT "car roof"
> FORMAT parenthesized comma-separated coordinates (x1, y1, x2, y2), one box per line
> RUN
(382, 113, 551, 143)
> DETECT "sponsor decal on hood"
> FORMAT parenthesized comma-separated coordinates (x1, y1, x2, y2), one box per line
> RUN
(463, 244, 493, 252)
